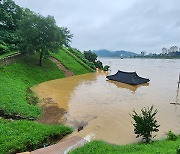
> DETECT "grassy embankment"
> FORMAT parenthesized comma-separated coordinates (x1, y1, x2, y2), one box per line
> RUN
(0, 48, 92, 153)
(0, 119, 72, 154)
(71, 138, 180, 154)
(51, 48, 94, 75)
(0, 55, 65, 119)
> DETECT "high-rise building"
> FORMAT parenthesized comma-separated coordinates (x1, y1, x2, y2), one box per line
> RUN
(162, 47, 168, 54)
(169, 46, 178, 53)
(141, 51, 146, 56)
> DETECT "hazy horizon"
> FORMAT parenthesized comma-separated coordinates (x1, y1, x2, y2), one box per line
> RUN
(14, 0, 180, 54)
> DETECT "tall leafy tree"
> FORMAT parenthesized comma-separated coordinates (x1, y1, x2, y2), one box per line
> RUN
(0, 0, 22, 30)
(18, 11, 72, 66)
(61, 27, 73, 47)
(83, 50, 97, 63)
(0, 0, 23, 53)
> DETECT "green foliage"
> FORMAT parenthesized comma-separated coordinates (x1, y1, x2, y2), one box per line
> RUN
(0, 55, 64, 119)
(51, 48, 91, 75)
(68, 47, 96, 69)
(0, 42, 9, 54)
(167, 131, 178, 141)
(103, 65, 110, 71)
(131, 106, 160, 143)
(18, 11, 69, 66)
(177, 146, 180, 154)
(16, 6, 73, 66)
(0, 0, 23, 30)
(0, 0, 22, 54)
(95, 60, 103, 69)
(83, 50, 97, 63)
(0, 119, 73, 154)
(61, 27, 73, 47)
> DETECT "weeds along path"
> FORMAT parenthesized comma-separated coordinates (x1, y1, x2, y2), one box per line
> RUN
(50, 56, 74, 77)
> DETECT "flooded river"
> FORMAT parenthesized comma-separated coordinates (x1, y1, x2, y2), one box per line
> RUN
(32, 58, 180, 145)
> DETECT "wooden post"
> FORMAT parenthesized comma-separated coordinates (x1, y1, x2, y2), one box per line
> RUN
(170, 74, 180, 105)
(178, 74, 180, 89)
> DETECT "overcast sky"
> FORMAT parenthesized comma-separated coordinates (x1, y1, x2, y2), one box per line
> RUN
(14, 0, 180, 53)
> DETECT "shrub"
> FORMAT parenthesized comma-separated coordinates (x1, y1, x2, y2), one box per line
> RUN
(103, 65, 110, 71)
(131, 106, 160, 143)
(0, 43, 10, 54)
(95, 60, 103, 69)
(166, 131, 178, 141)
(177, 146, 180, 154)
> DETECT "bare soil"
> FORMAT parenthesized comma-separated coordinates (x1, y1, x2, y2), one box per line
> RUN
(36, 98, 66, 124)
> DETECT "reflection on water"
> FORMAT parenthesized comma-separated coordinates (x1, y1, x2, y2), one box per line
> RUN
(32, 73, 97, 110)
(170, 88, 180, 106)
(32, 58, 180, 145)
(107, 80, 149, 93)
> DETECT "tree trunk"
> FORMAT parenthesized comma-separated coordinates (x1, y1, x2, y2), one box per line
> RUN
(39, 51, 43, 66)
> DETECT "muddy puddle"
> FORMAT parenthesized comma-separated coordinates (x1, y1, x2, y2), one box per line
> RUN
(32, 58, 180, 145)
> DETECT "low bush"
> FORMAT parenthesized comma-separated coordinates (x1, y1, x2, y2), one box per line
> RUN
(167, 130, 178, 141)
(177, 146, 180, 154)
(103, 65, 110, 71)
(95, 60, 103, 69)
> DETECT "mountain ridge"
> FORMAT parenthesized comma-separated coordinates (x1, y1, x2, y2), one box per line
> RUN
(93, 49, 138, 57)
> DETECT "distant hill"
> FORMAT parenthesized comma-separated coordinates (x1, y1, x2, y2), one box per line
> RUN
(93, 49, 139, 57)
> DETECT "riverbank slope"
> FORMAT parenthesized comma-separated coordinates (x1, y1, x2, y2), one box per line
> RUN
(0, 48, 93, 153)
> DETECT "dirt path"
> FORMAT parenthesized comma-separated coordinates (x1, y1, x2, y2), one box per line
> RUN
(50, 56, 74, 77)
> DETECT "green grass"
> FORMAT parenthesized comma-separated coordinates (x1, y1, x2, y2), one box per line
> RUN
(0, 50, 95, 153)
(0, 55, 65, 119)
(71, 138, 180, 154)
(0, 119, 73, 154)
(64, 48, 95, 71)
(51, 48, 93, 75)
(0, 51, 19, 59)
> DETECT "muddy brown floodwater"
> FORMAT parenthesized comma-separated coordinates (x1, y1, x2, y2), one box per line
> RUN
(32, 58, 180, 145)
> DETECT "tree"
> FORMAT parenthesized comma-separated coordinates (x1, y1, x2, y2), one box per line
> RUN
(83, 50, 97, 63)
(61, 27, 73, 47)
(131, 106, 160, 143)
(103, 65, 110, 71)
(0, 0, 23, 52)
(18, 11, 72, 66)
(95, 60, 103, 69)
(0, 0, 23, 30)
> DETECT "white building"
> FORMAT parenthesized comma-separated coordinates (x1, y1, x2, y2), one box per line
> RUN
(162, 47, 168, 54)
(169, 46, 178, 53)
(141, 51, 146, 56)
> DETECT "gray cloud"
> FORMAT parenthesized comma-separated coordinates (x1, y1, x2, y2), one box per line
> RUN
(14, 0, 180, 53)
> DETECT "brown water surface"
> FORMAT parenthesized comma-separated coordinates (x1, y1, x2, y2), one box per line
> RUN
(32, 58, 180, 145)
